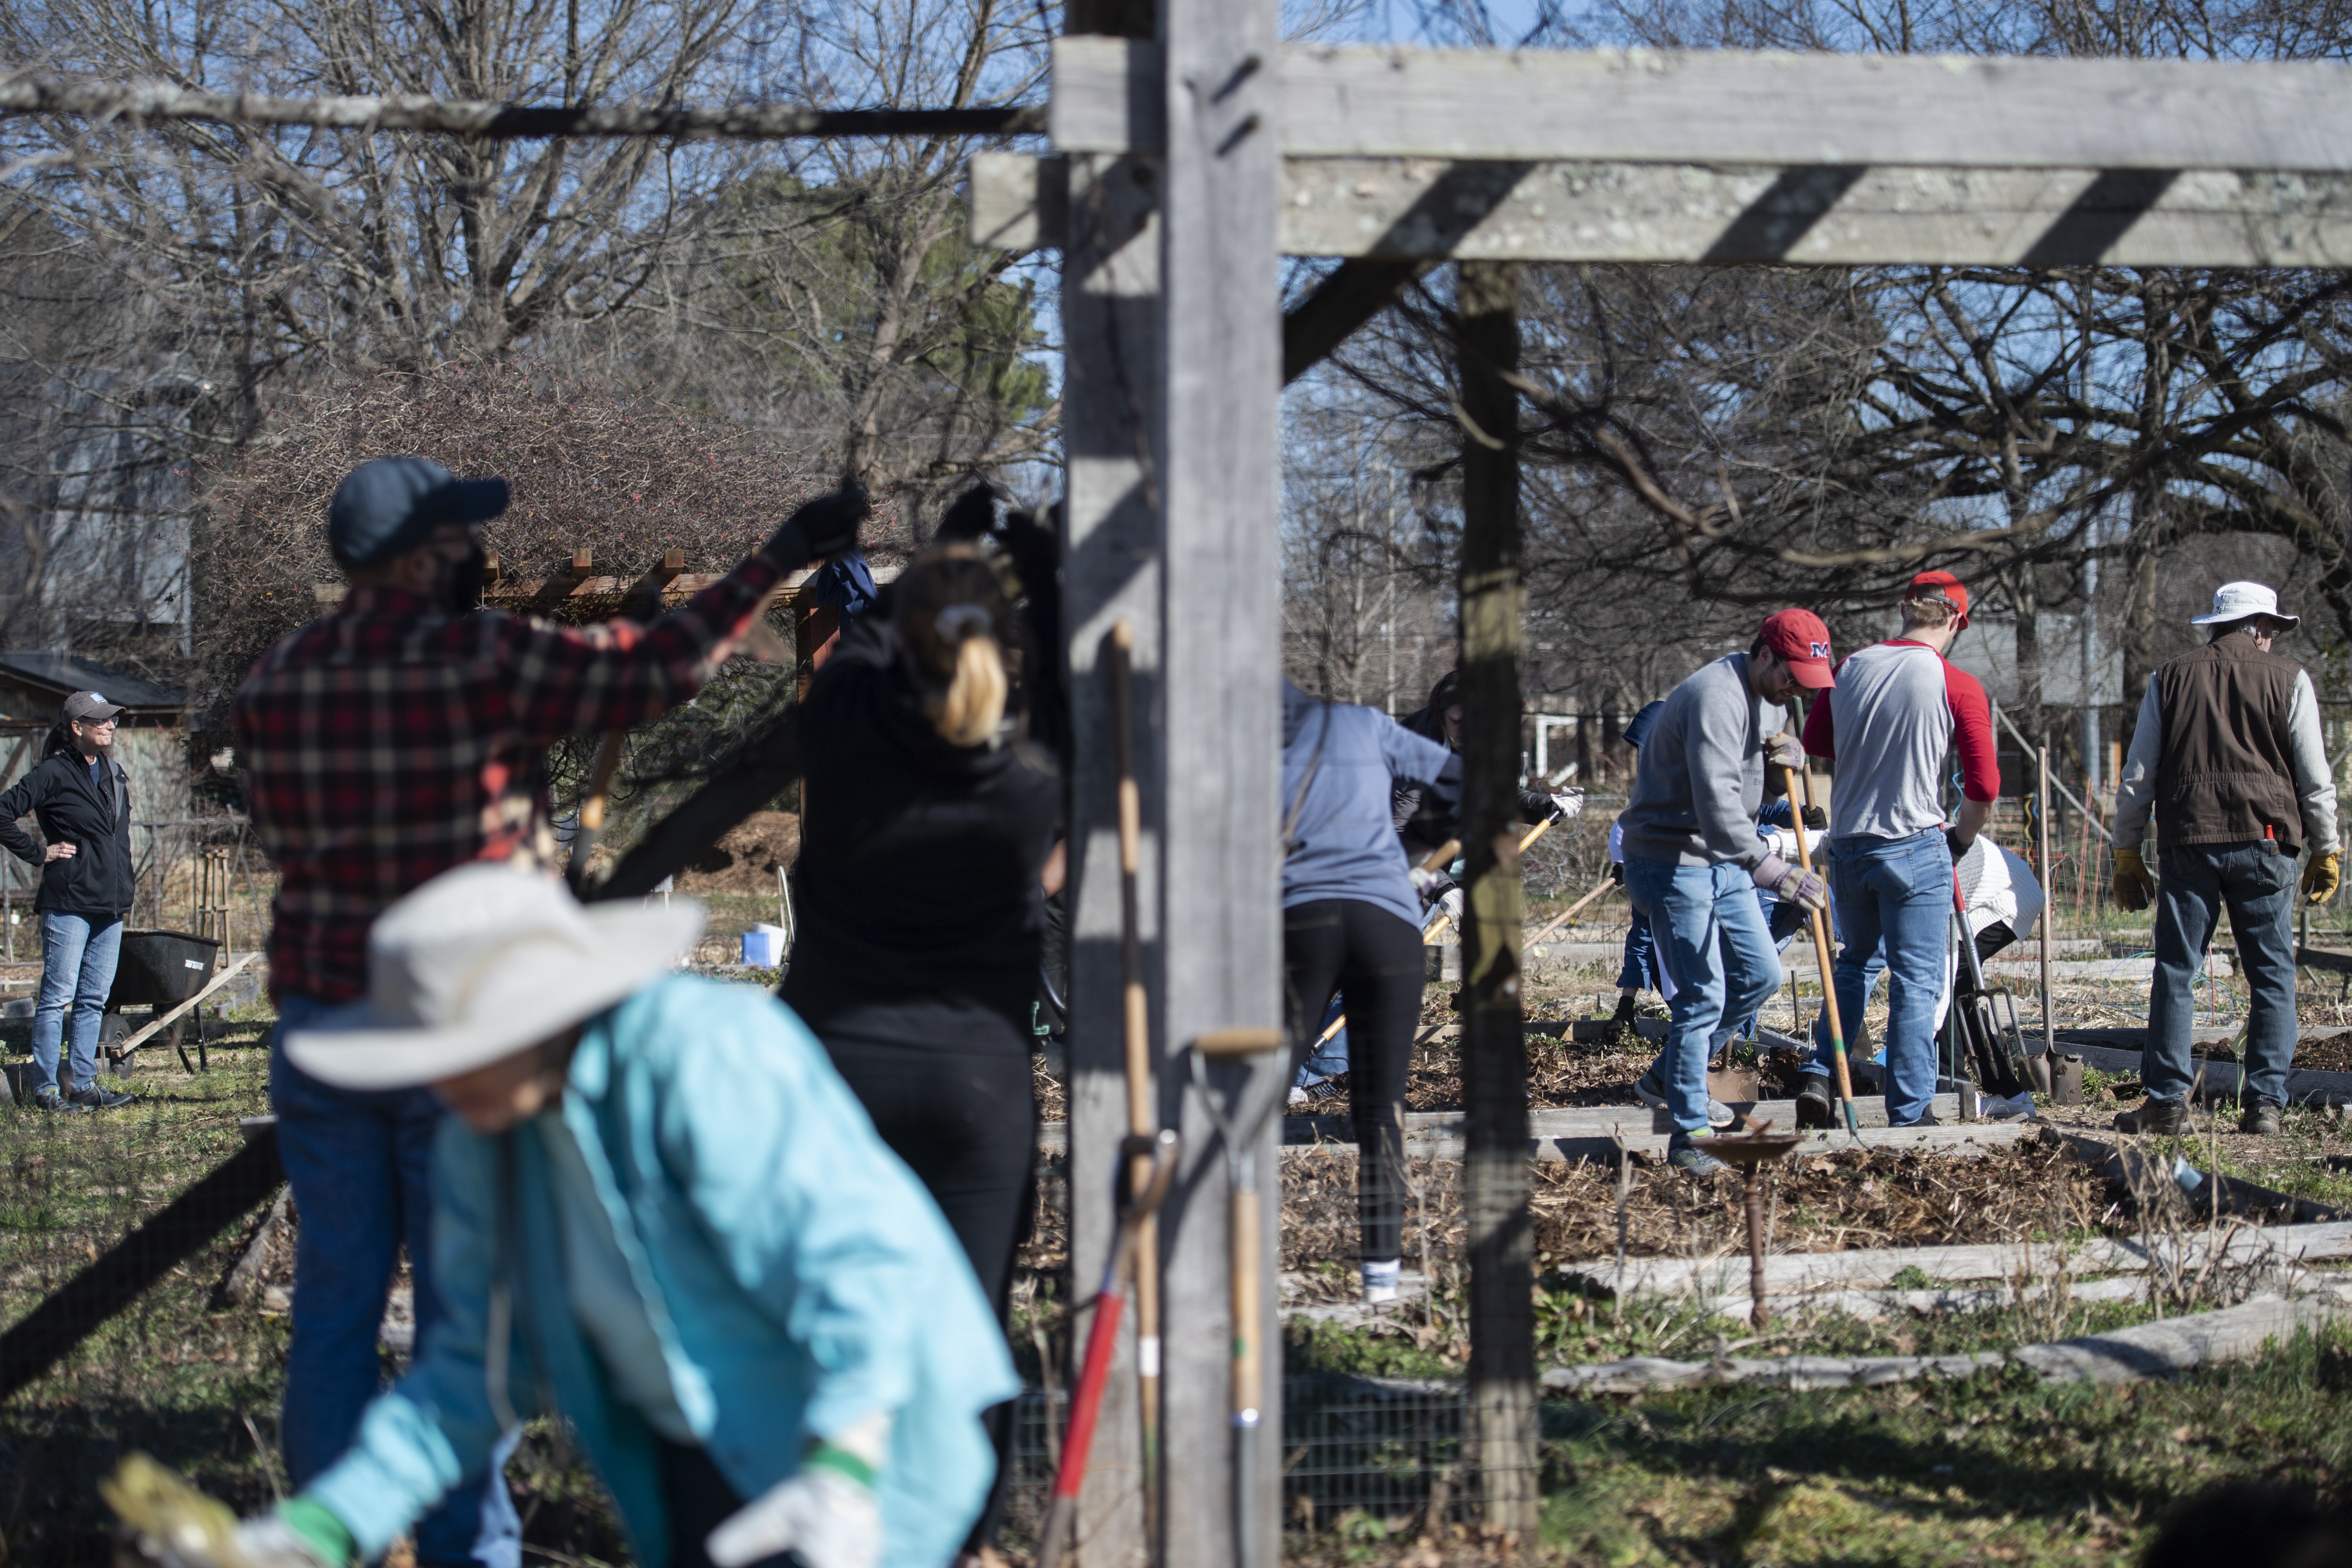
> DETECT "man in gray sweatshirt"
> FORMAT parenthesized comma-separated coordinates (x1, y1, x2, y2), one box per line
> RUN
(1619, 609, 1835, 1174)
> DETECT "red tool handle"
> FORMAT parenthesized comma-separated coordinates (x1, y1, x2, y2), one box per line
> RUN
(1051, 1289, 1127, 1500)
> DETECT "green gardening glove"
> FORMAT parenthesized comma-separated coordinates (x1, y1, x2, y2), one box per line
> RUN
(2112, 847, 2155, 912)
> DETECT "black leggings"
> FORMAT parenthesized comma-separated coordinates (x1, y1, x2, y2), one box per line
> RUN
(1284, 899, 1426, 1263)
(659, 1440, 790, 1568)
(809, 997, 1038, 1554)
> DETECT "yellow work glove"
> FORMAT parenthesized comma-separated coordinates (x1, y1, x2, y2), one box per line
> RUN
(2112, 847, 2155, 912)
(2304, 851, 2341, 906)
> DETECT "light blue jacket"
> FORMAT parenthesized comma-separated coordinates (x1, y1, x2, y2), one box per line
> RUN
(307, 975, 1018, 1568)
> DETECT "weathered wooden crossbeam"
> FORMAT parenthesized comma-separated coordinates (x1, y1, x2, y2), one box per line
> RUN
(1052, 39, 2352, 171)
(0, 74, 1043, 140)
(977, 151, 2352, 266)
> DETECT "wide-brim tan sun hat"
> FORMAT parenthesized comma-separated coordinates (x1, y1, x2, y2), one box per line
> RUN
(284, 862, 706, 1092)
(2190, 580, 2299, 631)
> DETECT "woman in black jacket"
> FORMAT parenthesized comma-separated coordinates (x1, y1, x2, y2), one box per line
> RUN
(781, 531, 1058, 1564)
(0, 691, 137, 1111)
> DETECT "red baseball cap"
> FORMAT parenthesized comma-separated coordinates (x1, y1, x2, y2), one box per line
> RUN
(1907, 570, 1970, 629)
(1758, 608, 1836, 689)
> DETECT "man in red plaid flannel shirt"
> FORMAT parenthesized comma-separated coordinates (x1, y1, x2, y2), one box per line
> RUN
(233, 454, 862, 1568)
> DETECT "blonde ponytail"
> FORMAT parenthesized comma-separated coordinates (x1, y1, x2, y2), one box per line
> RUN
(933, 633, 1009, 745)
(895, 543, 1021, 747)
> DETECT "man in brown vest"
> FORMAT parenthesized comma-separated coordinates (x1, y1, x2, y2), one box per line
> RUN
(2110, 581, 2340, 1136)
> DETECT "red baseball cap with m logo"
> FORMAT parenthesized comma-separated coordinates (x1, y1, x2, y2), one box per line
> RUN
(1758, 608, 1837, 689)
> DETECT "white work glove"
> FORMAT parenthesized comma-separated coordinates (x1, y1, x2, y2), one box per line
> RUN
(1764, 731, 1808, 771)
(230, 1518, 340, 1568)
(1547, 789, 1585, 823)
(1408, 864, 1446, 898)
(1436, 886, 1464, 927)
(706, 1467, 881, 1568)
(1752, 852, 1828, 913)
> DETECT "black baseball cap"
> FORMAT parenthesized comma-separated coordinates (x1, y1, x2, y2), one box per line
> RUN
(328, 456, 510, 570)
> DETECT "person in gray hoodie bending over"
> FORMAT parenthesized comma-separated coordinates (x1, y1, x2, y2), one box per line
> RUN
(1616, 611, 1835, 1176)
(1281, 678, 1459, 1303)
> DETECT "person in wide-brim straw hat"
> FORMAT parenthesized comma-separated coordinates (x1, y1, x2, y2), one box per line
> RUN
(2111, 580, 2341, 1141)
(174, 863, 1015, 1568)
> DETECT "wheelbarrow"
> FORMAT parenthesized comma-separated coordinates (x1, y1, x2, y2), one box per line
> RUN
(101, 929, 221, 1073)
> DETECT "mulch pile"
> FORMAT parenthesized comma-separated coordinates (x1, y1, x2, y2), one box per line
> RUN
(2295, 1031, 2352, 1073)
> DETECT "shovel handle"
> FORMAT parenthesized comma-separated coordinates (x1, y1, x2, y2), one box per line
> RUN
(1781, 764, 1859, 1132)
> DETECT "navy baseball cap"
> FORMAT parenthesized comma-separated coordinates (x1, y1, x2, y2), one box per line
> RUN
(328, 456, 510, 570)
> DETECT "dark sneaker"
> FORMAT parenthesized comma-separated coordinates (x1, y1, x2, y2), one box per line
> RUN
(1633, 1068, 1735, 1127)
(1795, 1073, 1836, 1130)
(2240, 1098, 2283, 1137)
(1665, 1132, 1725, 1178)
(30, 1084, 83, 1113)
(2115, 1097, 2189, 1136)
(1890, 1112, 1943, 1129)
(67, 1082, 133, 1111)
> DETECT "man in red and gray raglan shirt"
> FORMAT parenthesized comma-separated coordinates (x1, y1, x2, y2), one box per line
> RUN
(1796, 571, 1999, 1128)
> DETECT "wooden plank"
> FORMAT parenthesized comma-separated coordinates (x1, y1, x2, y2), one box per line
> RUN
(1158, 0, 1285, 1554)
(980, 151, 2352, 267)
(1279, 159, 2352, 267)
(103, 951, 259, 1066)
(1061, 127, 1165, 1568)
(2054, 1034, 2352, 1103)
(1053, 40, 2352, 171)
(1455, 257, 1538, 1535)
(1564, 1220, 2352, 1298)
(1542, 1289, 2352, 1390)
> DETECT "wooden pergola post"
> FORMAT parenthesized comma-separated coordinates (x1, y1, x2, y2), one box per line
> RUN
(1061, 0, 1284, 1561)
(1455, 257, 1539, 1535)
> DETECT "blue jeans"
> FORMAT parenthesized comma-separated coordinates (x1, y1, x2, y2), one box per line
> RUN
(32, 911, 122, 1093)
(1622, 857, 1782, 1132)
(272, 994, 515, 1565)
(1809, 831, 1949, 1125)
(1617, 908, 1662, 992)
(2149, 841, 2299, 1107)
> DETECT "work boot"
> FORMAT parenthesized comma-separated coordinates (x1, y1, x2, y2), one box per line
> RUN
(2240, 1098, 2283, 1137)
(1794, 1073, 1836, 1130)
(2114, 1097, 2189, 1136)
(1633, 1067, 1735, 1128)
(67, 1081, 133, 1111)
(1664, 1132, 1725, 1178)
(30, 1084, 83, 1114)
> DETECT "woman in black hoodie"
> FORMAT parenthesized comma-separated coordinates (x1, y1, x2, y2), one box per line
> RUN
(781, 537, 1058, 1563)
(0, 691, 137, 1111)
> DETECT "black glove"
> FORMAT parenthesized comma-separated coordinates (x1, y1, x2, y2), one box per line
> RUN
(1801, 805, 1827, 831)
(1609, 860, 1625, 886)
(759, 485, 868, 573)
(933, 481, 997, 543)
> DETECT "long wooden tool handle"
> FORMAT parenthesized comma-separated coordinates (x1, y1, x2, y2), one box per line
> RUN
(565, 731, 629, 894)
(1230, 1181, 1262, 1568)
(1527, 874, 1618, 949)
(1104, 619, 1162, 1521)
(1414, 818, 1558, 940)
(1781, 764, 1859, 1132)
(1795, 765, 1836, 945)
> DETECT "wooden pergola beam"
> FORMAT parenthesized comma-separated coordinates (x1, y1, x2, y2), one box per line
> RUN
(1054, 39, 2352, 171)
(975, 152, 2352, 270)
(0, 74, 1043, 140)
(1281, 259, 1432, 385)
